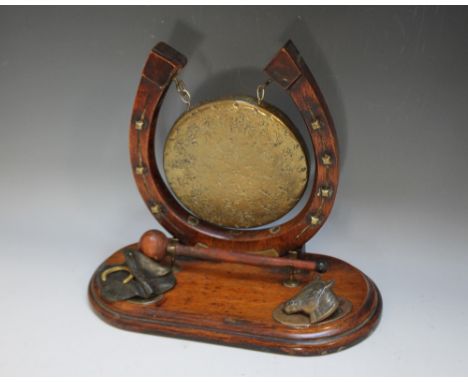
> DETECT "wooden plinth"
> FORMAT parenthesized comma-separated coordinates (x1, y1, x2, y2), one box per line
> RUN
(89, 244, 381, 356)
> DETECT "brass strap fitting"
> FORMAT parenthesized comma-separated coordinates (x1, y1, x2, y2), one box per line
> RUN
(100, 265, 134, 284)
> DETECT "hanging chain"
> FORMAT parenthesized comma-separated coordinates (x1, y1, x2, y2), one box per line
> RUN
(173, 77, 191, 110)
(256, 79, 272, 105)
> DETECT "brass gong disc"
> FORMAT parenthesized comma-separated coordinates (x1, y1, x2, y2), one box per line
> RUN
(163, 97, 308, 228)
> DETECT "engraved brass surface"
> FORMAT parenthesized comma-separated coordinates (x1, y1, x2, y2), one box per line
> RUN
(163, 98, 308, 228)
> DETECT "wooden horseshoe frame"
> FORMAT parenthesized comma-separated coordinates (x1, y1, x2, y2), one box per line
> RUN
(129, 41, 339, 256)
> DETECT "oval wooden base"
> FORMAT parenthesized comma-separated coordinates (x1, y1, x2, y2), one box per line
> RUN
(89, 245, 382, 356)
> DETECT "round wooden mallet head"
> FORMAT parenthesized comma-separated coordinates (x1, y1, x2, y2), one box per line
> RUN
(138, 229, 168, 261)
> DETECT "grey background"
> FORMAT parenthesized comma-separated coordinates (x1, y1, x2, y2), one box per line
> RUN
(1, 5, 467, 376)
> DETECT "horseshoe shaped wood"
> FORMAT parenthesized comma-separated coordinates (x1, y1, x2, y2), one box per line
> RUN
(129, 41, 339, 256)
(89, 40, 382, 356)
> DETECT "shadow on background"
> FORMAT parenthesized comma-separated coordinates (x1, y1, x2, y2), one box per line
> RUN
(167, 20, 204, 59)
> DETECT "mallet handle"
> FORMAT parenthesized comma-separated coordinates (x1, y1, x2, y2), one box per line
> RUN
(171, 242, 325, 272)
(138, 230, 327, 273)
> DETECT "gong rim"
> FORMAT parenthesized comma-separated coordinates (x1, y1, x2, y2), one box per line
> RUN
(128, 41, 339, 256)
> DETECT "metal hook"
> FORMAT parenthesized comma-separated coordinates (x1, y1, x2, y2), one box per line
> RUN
(256, 79, 271, 105)
(174, 77, 191, 110)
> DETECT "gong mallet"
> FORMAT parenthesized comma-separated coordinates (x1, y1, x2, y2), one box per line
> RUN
(138, 230, 328, 286)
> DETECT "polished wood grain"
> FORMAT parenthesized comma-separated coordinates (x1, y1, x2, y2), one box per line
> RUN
(89, 246, 381, 356)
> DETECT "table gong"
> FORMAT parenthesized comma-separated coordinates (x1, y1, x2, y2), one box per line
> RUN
(88, 40, 382, 356)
